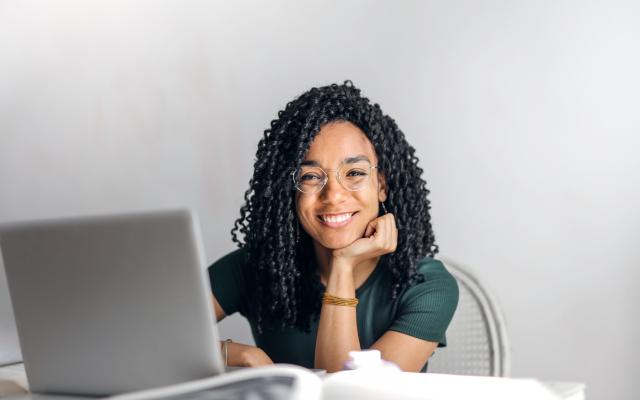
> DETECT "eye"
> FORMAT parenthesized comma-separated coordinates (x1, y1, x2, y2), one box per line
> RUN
(300, 173, 323, 182)
(346, 169, 368, 177)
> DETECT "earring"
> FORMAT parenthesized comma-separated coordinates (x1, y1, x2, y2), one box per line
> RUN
(380, 202, 388, 215)
(295, 220, 300, 244)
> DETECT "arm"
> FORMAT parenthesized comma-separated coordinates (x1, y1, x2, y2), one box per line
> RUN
(314, 214, 397, 372)
(211, 294, 273, 367)
(372, 259, 459, 371)
(315, 276, 439, 373)
(208, 251, 273, 367)
(314, 214, 448, 372)
(370, 331, 438, 372)
(212, 294, 226, 322)
(314, 259, 361, 372)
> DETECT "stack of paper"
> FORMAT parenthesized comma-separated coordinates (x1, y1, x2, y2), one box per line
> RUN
(323, 370, 562, 400)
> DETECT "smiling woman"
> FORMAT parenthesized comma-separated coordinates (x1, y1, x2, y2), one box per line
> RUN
(207, 81, 459, 373)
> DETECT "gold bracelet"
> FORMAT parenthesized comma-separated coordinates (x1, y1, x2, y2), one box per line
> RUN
(222, 339, 232, 366)
(322, 292, 359, 307)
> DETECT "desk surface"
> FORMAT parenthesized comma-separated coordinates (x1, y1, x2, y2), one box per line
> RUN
(0, 363, 586, 400)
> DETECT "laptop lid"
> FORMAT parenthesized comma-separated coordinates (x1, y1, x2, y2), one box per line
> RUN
(0, 209, 224, 396)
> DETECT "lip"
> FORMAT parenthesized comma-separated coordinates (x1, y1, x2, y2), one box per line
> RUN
(317, 211, 357, 228)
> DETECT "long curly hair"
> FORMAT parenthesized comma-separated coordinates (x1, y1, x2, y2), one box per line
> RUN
(231, 81, 438, 332)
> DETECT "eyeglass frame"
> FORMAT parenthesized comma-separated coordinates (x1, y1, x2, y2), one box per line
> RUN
(290, 158, 380, 194)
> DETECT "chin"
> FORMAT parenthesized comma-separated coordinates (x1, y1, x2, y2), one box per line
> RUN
(319, 241, 350, 250)
(315, 233, 362, 250)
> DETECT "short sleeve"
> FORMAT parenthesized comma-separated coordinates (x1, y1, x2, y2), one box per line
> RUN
(389, 258, 459, 347)
(207, 248, 250, 317)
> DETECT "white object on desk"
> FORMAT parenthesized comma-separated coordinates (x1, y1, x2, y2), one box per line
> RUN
(322, 370, 578, 400)
(344, 349, 400, 371)
(1, 363, 586, 400)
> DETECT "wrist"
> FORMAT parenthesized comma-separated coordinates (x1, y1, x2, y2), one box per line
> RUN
(330, 255, 357, 272)
(327, 261, 356, 284)
(325, 264, 356, 297)
(221, 339, 232, 366)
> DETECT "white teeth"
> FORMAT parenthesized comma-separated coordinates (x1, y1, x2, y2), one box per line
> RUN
(321, 213, 353, 223)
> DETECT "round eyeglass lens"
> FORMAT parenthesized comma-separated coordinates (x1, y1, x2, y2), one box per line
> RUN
(294, 166, 327, 193)
(293, 160, 373, 193)
(338, 160, 372, 191)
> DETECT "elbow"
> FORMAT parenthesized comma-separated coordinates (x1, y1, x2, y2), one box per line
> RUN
(314, 359, 336, 373)
(315, 356, 348, 373)
(323, 363, 345, 373)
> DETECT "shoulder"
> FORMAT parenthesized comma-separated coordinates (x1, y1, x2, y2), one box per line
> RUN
(208, 247, 249, 271)
(208, 247, 253, 290)
(416, 257, 457, 284)
(388, 257, 459, 345)
(400, 257, 459, 310)
(209, 248, 248, 268)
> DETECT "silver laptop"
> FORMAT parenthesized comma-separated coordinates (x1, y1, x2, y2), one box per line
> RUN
(0, 209, 224, 396)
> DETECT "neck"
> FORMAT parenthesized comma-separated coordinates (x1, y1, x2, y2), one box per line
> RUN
(313, 241, 380, 289)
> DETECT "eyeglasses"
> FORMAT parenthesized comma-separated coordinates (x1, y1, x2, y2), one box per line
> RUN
(291, 159, 379, 194)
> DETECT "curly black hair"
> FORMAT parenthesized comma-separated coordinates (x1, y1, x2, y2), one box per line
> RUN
(231, 81, 438, 332)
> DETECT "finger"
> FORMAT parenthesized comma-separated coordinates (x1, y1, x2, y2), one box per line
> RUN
(376, 215, 387, 242)
(375, 217, 388, 242)
(364, 218, 379, 238)
(364, 223, 374, 238)
(387, 214, 397, 252)
(373, 216, 389, 250)
(388, 213, 397, 231)
(390, 216, 398, 252)
(384, 215, 394, 251)
(375, 214, 393, 254)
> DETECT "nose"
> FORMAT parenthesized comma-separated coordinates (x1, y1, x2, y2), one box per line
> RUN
(319, 172, 348, 204)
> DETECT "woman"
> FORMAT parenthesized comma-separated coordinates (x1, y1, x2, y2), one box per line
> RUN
(208, 81, 458, 373)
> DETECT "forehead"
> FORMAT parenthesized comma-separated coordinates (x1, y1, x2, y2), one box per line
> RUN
(303, 122, 377, 164)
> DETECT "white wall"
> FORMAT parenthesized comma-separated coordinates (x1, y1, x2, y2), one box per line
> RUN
(1, 1, 638, 398)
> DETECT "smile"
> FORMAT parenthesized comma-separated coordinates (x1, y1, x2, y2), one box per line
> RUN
(318, 212, 357, 228)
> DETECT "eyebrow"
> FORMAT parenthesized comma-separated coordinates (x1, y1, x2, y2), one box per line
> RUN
(300, 155, 371, 167)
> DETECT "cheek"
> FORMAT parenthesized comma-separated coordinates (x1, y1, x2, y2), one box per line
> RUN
(295, 196, 315, 227)
(356, 191, 381, 216)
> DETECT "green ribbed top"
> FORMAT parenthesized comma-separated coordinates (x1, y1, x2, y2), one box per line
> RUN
(208, 248, 459, 372)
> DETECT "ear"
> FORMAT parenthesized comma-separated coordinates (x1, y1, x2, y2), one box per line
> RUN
(377, 172, 388, 203)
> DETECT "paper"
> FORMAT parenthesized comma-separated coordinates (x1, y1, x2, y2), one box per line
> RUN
(323, 371, 561, 400)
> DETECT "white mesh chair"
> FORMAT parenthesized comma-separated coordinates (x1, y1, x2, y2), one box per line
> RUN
(427, 259, 511, 377)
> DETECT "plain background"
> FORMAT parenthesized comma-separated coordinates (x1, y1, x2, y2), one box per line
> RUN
(1, 1, 639, 399)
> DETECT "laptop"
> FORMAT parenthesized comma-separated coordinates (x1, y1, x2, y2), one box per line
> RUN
(0, 210, 321, 399)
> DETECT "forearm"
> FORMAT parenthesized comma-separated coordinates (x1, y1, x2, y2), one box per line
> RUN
(314, 264, 361, 372)
(221, 341, 273, 367)
(224, 341, 245, 366)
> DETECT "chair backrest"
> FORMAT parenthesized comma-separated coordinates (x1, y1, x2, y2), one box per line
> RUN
(427, 259, 510, 377)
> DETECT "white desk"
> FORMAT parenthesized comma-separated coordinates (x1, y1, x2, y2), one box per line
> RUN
(0, 363, 586, 400)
